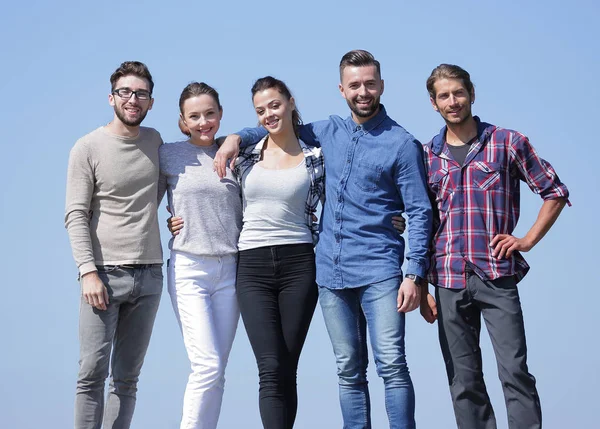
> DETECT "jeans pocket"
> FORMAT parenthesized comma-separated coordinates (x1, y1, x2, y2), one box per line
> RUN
(149, 265, 164, 280)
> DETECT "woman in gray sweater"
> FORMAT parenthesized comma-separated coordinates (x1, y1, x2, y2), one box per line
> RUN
(159, 82, 243, 429)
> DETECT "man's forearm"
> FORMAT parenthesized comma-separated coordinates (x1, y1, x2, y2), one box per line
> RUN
(524, 198, 567, 249)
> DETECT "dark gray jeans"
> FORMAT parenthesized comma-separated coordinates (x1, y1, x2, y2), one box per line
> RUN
(75, 265, 163, 429)
(436, 273, 542, 429)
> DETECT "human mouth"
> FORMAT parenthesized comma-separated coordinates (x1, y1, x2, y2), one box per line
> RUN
(355, 98, 372, 108)
(264, 117, 279, 129)
(124, 106, 141, 116)
(196, 127, 213, 136)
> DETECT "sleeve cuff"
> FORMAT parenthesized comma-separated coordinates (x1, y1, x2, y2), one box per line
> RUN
(405, 260, 427, 279)
(79, 262, 97, 276)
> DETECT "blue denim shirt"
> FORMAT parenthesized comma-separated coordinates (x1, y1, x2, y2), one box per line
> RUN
(237, 105, 432, 289)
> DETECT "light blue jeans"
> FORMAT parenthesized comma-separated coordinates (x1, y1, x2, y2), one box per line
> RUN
(318, 276, 415, 429)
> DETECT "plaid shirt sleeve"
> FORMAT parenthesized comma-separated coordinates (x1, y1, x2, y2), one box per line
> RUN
(509, 133, 571, 205)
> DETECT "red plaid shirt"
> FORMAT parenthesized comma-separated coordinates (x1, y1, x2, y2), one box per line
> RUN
(424, 117, 570, 289)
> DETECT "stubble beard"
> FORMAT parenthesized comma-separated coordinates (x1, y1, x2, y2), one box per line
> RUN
(347, 96, 380, 119)
(114, 105, 148, 127)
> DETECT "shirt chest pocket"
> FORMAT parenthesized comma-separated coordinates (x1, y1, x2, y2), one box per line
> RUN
(429, 167, 451, 202)
(472, 161, 503, 190)
(354, 162, 384, 192)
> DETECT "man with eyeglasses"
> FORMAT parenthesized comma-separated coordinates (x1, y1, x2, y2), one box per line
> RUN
(65, 61, 164, 429)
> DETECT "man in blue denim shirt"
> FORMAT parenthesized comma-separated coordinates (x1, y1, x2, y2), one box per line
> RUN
(215, 50, 432, 428)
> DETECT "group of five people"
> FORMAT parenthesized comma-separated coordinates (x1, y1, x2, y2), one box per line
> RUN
(65, 49, 569, 429)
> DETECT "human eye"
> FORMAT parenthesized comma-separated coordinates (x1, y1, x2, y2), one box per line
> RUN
(136, 90, 151, 100)
(116, 88, 132, 97)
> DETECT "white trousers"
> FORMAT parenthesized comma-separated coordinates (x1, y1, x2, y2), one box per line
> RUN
(168, 251, 240, 429)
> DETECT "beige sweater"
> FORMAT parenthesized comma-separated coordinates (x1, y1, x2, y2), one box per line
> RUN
(65, 126, 164, 275)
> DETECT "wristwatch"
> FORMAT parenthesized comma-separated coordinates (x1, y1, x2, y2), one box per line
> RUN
(405, 274, 425, 286)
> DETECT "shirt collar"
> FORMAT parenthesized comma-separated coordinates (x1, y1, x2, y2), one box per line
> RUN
(430, 116, 496, 155)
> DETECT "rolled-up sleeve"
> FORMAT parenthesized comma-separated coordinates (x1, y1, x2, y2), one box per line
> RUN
(510, 134, 571, 206)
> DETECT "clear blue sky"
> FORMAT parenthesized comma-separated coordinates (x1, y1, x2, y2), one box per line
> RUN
(1, 1, 597, 428)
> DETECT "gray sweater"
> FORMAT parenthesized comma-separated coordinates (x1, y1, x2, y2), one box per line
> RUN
(65, 126, 164, 275)
(159, 141, 242, 257)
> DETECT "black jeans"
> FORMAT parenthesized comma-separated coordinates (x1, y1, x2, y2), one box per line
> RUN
(236, 243, 318, 429)
(436, 273, 542, 429)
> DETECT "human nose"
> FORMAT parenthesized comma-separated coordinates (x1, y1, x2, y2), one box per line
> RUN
(127, 92, 140, 104)
(357, 84, 368, 96)
(448, 94, 459, 105)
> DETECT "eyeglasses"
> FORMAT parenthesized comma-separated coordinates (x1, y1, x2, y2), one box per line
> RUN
(112, 88, 152, 100)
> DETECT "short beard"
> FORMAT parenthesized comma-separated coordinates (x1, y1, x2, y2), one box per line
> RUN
(114, 106, 148, 127)
(347, 97, 380, 119)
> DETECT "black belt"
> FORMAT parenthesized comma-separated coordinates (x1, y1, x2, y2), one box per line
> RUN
(102, 264, 159, 269)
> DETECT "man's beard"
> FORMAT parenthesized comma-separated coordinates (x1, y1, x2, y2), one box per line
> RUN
(442, 104, 472, 126)
(114, 105, 148, 127)
(347, 96, 380, 119)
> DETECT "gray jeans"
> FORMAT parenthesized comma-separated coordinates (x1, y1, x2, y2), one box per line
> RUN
(436, 273, 542, 429)
(75, 265, 163, 429)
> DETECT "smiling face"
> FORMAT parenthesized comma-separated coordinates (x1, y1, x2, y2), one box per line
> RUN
(339, 64, 384, 123)
(430, 78, 474, 125)
(252, 88, 295, 136)
(181, 94, 222, 145)
(109, 75, 153, 127)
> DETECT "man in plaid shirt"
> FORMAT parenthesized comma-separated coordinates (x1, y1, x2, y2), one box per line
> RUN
(419, 64, 570, 429)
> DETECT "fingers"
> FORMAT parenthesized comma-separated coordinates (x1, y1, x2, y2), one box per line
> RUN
(419, 293, 438, 323)
(398, 280, 420, 313)
(96, 290, 107, 311)
(391, 216, 406, 234)
(397, 288, 405, 310)
(215, 157, 226, 179)
(420, 307, 436, 324)
(491, 234, 516, 259)
(84, 288, 107, 311)
(489, 234, 505, 247)
(103, 287, 110, 308)
(167, 217, 184, 235)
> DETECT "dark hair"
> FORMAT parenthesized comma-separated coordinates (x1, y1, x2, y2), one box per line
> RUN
(110, 61, 154, 93)
(177, 82, 222, 137)
(426, 64, 474, 99)
(339, 49, 381, 80)
(251, 76, 302, 137)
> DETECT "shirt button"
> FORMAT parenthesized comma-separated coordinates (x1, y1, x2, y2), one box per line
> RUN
(356, 126, 362, 131)
(334, 257, 339, 264)
(352, 137, 357, 142)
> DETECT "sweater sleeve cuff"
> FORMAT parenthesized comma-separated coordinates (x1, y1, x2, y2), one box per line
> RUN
(79, 262, 97, 276)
